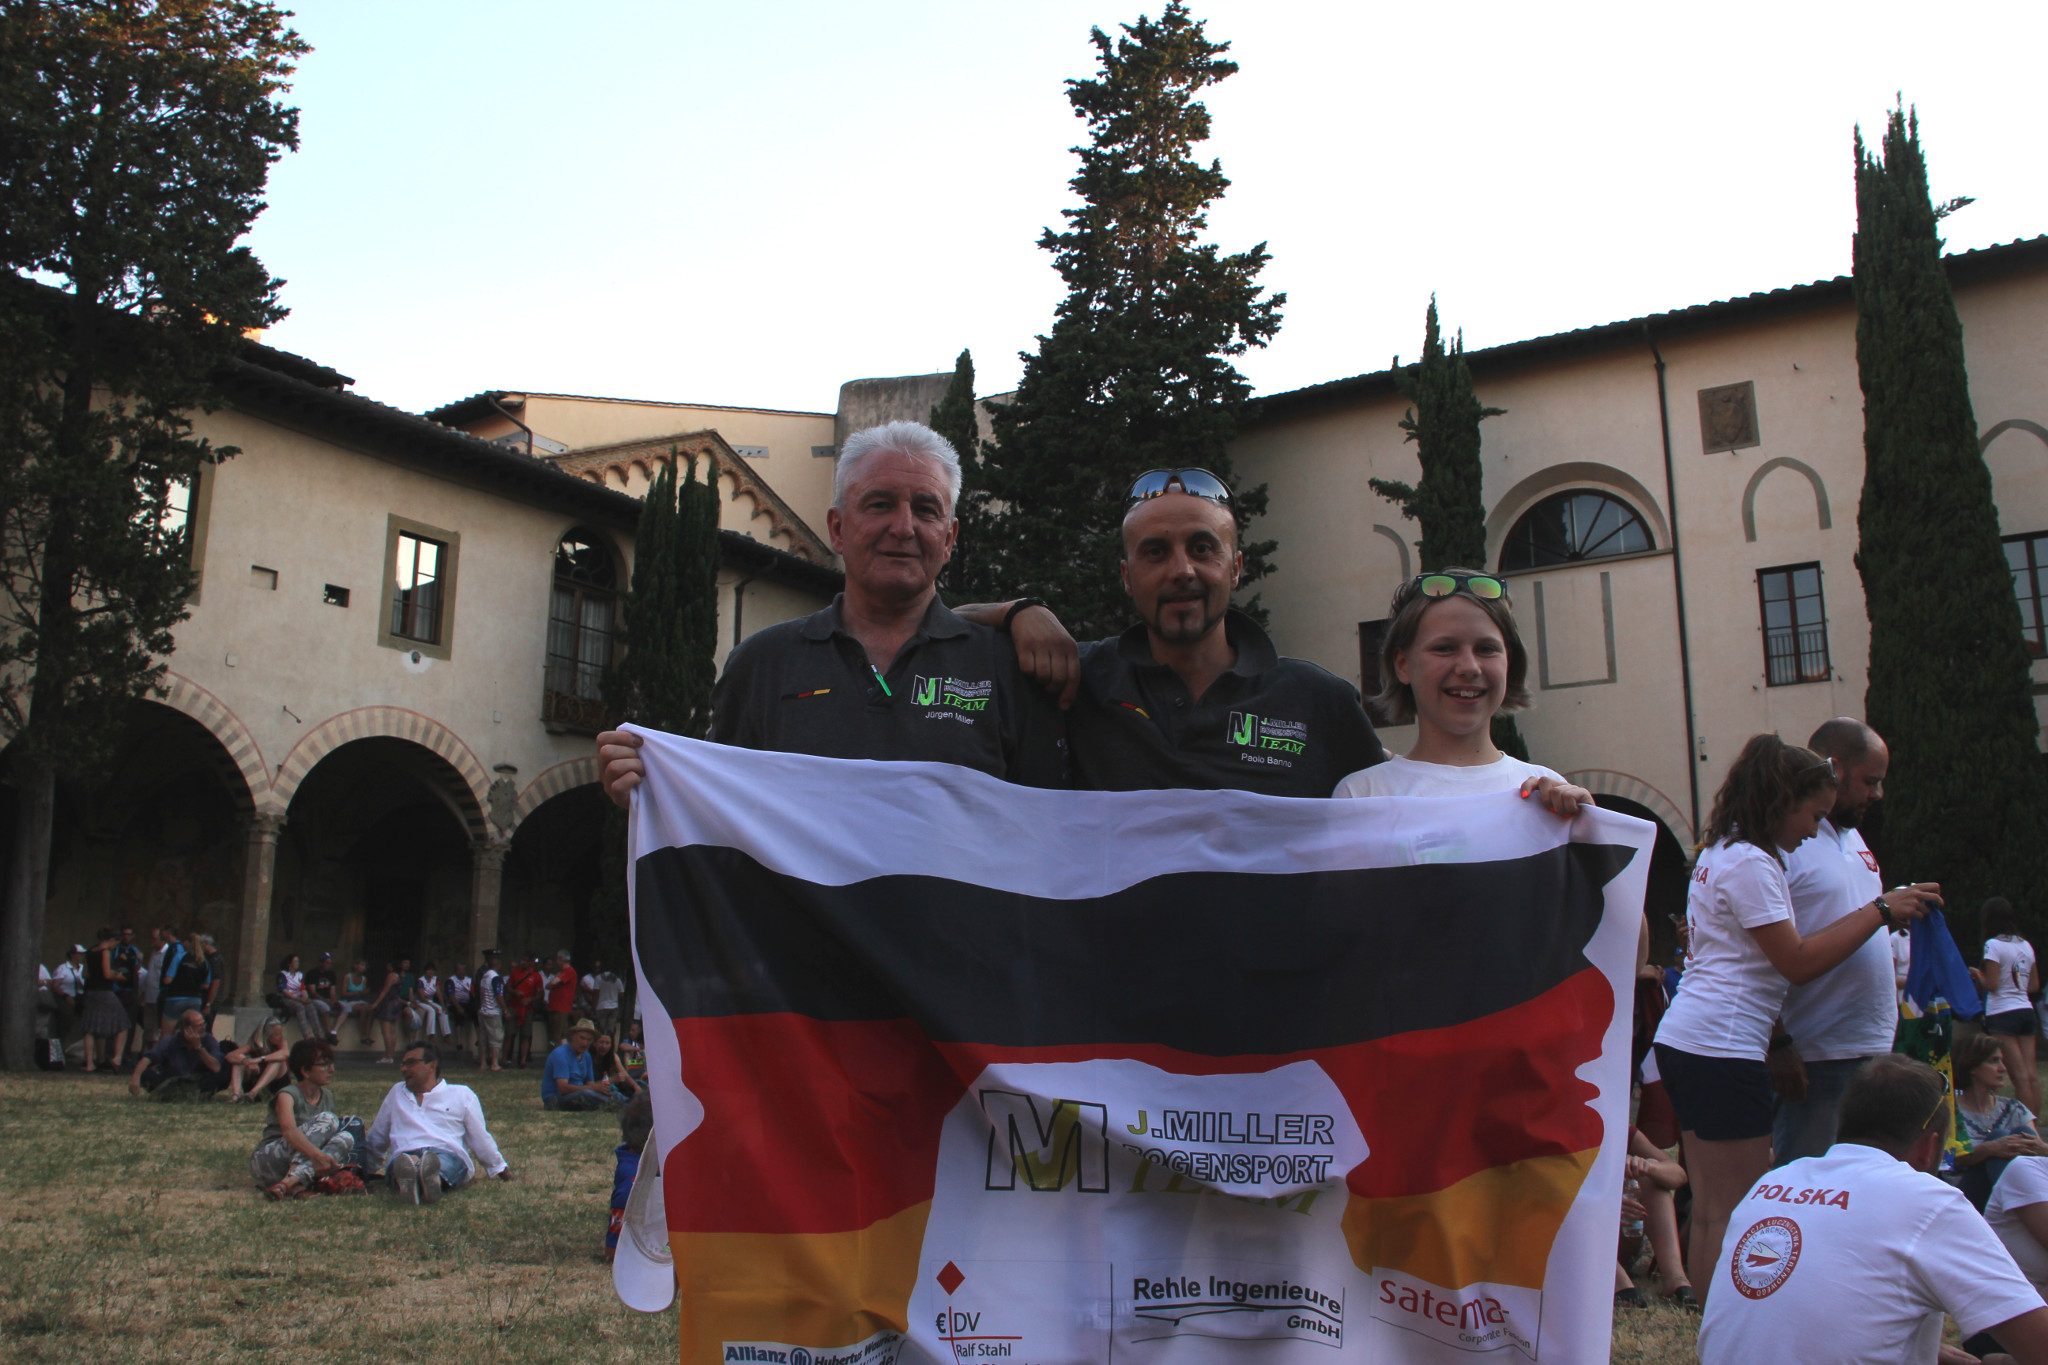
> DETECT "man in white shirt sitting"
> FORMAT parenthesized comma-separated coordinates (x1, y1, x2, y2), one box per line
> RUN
(1701, 1054, 2048, 1365)
(365, 1042, 512, 1205)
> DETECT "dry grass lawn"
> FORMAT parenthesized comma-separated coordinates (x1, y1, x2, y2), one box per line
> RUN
(10, 1056, 2034, 1364)
(0, 1060, 674, 1365)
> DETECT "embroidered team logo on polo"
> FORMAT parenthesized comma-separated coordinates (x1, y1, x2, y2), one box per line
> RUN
(914, 675, 993, 715)
(1729, 1216, 1801, 1299)
(1228, 711, 1307, 755)
(1859, 850, 1879, 872)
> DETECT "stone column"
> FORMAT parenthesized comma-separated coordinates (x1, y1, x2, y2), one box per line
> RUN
(469, 838, 510, 969)
(236, 812, 285, 1007)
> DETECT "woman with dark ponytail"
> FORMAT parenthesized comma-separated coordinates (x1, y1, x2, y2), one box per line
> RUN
(1653, 733, 1943, 1308)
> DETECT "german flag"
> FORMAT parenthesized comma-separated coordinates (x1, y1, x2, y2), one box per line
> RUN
(627, 732, 1652, 1364)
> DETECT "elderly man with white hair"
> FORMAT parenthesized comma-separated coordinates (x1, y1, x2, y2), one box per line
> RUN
(595, 420, 1068, 798)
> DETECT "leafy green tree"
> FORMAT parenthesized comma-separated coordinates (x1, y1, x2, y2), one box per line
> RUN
(0, 0, 305, 1070)
(1853, 104, 2048, 923)
(1369, 298, 1527, 758)
(981, 1, 1282, 641)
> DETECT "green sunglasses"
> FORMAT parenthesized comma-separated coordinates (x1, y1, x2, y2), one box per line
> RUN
(1403, 572, 1508, 604)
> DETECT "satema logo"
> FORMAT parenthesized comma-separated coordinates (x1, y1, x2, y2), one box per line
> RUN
(1368, 1268, 1540, 1358)
(1227, 711, 1308, 766)
(1729, 1216, 1802, 1300)
(914, 675, 993, 724)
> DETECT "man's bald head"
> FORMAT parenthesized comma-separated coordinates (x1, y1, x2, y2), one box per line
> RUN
(1808, 717, 1879, 765)
(1809, 717, 1888, 829)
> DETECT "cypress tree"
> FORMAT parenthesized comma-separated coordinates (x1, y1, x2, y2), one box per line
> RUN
(981, 1, 1282, 641)
(929, 349, 997, 602)
(672, 452, 720, 740)
(0, 0, 306, 1069)
(1368, 299, 1528, 759)
(595, 451, 723, 959)
(1853, 104, 2048, 922)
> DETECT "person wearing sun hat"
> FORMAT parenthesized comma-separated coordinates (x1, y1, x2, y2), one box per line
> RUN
(542, 1017, 623, 1111)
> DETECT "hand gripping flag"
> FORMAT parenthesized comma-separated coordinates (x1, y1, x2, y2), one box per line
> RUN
(626, 730, 1654, 1364)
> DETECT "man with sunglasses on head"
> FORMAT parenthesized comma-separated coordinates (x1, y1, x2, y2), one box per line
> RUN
(959, 469, 1383, 795)
(595, 421, 1068, 807)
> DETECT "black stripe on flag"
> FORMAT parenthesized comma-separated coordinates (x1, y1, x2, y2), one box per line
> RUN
(635, 841, 1636, 1055)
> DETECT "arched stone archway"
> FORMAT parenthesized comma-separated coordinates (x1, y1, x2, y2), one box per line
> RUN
(1564, 768, 1691, 845)
(268, 735, 487, 1013)
(515, 756, 603, 827)
(32, 701, 258, 1002)
(273, 707, 490, 838)
(156, 671, 267, 815)
(1740, 456, 1832, 543)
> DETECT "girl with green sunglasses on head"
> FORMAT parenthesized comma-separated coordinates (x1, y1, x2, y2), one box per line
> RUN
(1332, 568, 1590, 812)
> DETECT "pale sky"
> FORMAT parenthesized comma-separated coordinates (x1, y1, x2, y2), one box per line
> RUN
(246, 0, 2047, 418)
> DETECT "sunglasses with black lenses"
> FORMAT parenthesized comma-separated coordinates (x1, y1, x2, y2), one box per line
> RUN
(1403, 572, 1508, 605)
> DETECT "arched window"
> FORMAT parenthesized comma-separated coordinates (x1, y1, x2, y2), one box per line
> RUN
(544, 530, 617, 730)
(1499, 491, 1653, 572)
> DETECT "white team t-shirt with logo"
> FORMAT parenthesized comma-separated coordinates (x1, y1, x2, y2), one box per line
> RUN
(1779, 820, 1889, 1061)
(1984, 936, 2038, 1016)
(1655, 839, 1796, 1060)
(1331, 753, 1559, 800)
(1700, 1145, 2044, 1365)
(1988, 1155, 2048, 1291)
(477, 968, 502, 1018)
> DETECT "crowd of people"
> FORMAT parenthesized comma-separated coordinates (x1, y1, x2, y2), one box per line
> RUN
(35, 935, 639, 1078)
(32, 421, 2048, 1357)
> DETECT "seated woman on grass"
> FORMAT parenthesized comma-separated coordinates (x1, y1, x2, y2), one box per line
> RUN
(223, 1017, 290, 1102)
(249, 1039, 361, 1200)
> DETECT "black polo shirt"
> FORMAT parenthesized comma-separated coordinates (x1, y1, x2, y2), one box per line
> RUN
(1067, 609, 1384, 796)
(709, 595, 1068, 788)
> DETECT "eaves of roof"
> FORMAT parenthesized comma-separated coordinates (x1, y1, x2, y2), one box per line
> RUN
(1252, 233, 2048, 422)
(219, 357, 844, 596)
(423, 389, 834, 427)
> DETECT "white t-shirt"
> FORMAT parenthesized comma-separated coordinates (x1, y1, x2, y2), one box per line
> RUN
(1988, 1156, 2048, 1291)
(51, 961, 83, 998)
(478, 968, 502, 1017)
(1778, 820, 1889, 1061)
(1985, 937, 2037, 1016)
(141, 944, 165, 1004)
(1699, 1144, 2044, 1365)
(1655, 839, 1796, 1059)
(590, 971, 624, 1011)
(1331, 753, 1560, 800)
(1892, 931, 1912, 1002)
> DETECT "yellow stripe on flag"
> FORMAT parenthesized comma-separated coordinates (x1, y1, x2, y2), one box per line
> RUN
(1341, 1148, 1599, 1291)
(672, 1200, 930, 1363)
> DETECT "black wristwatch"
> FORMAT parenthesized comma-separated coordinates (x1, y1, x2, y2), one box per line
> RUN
(1000, 597, 1049, 632)
(1874, 895, 1895, 929)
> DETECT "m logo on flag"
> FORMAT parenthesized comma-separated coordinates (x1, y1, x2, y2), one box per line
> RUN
(980, 1091, 1109, 1193)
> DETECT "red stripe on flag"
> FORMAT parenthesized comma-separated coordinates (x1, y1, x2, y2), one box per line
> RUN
(668, 1015, 965, 1235)
(669, 967, 1610, 1234)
